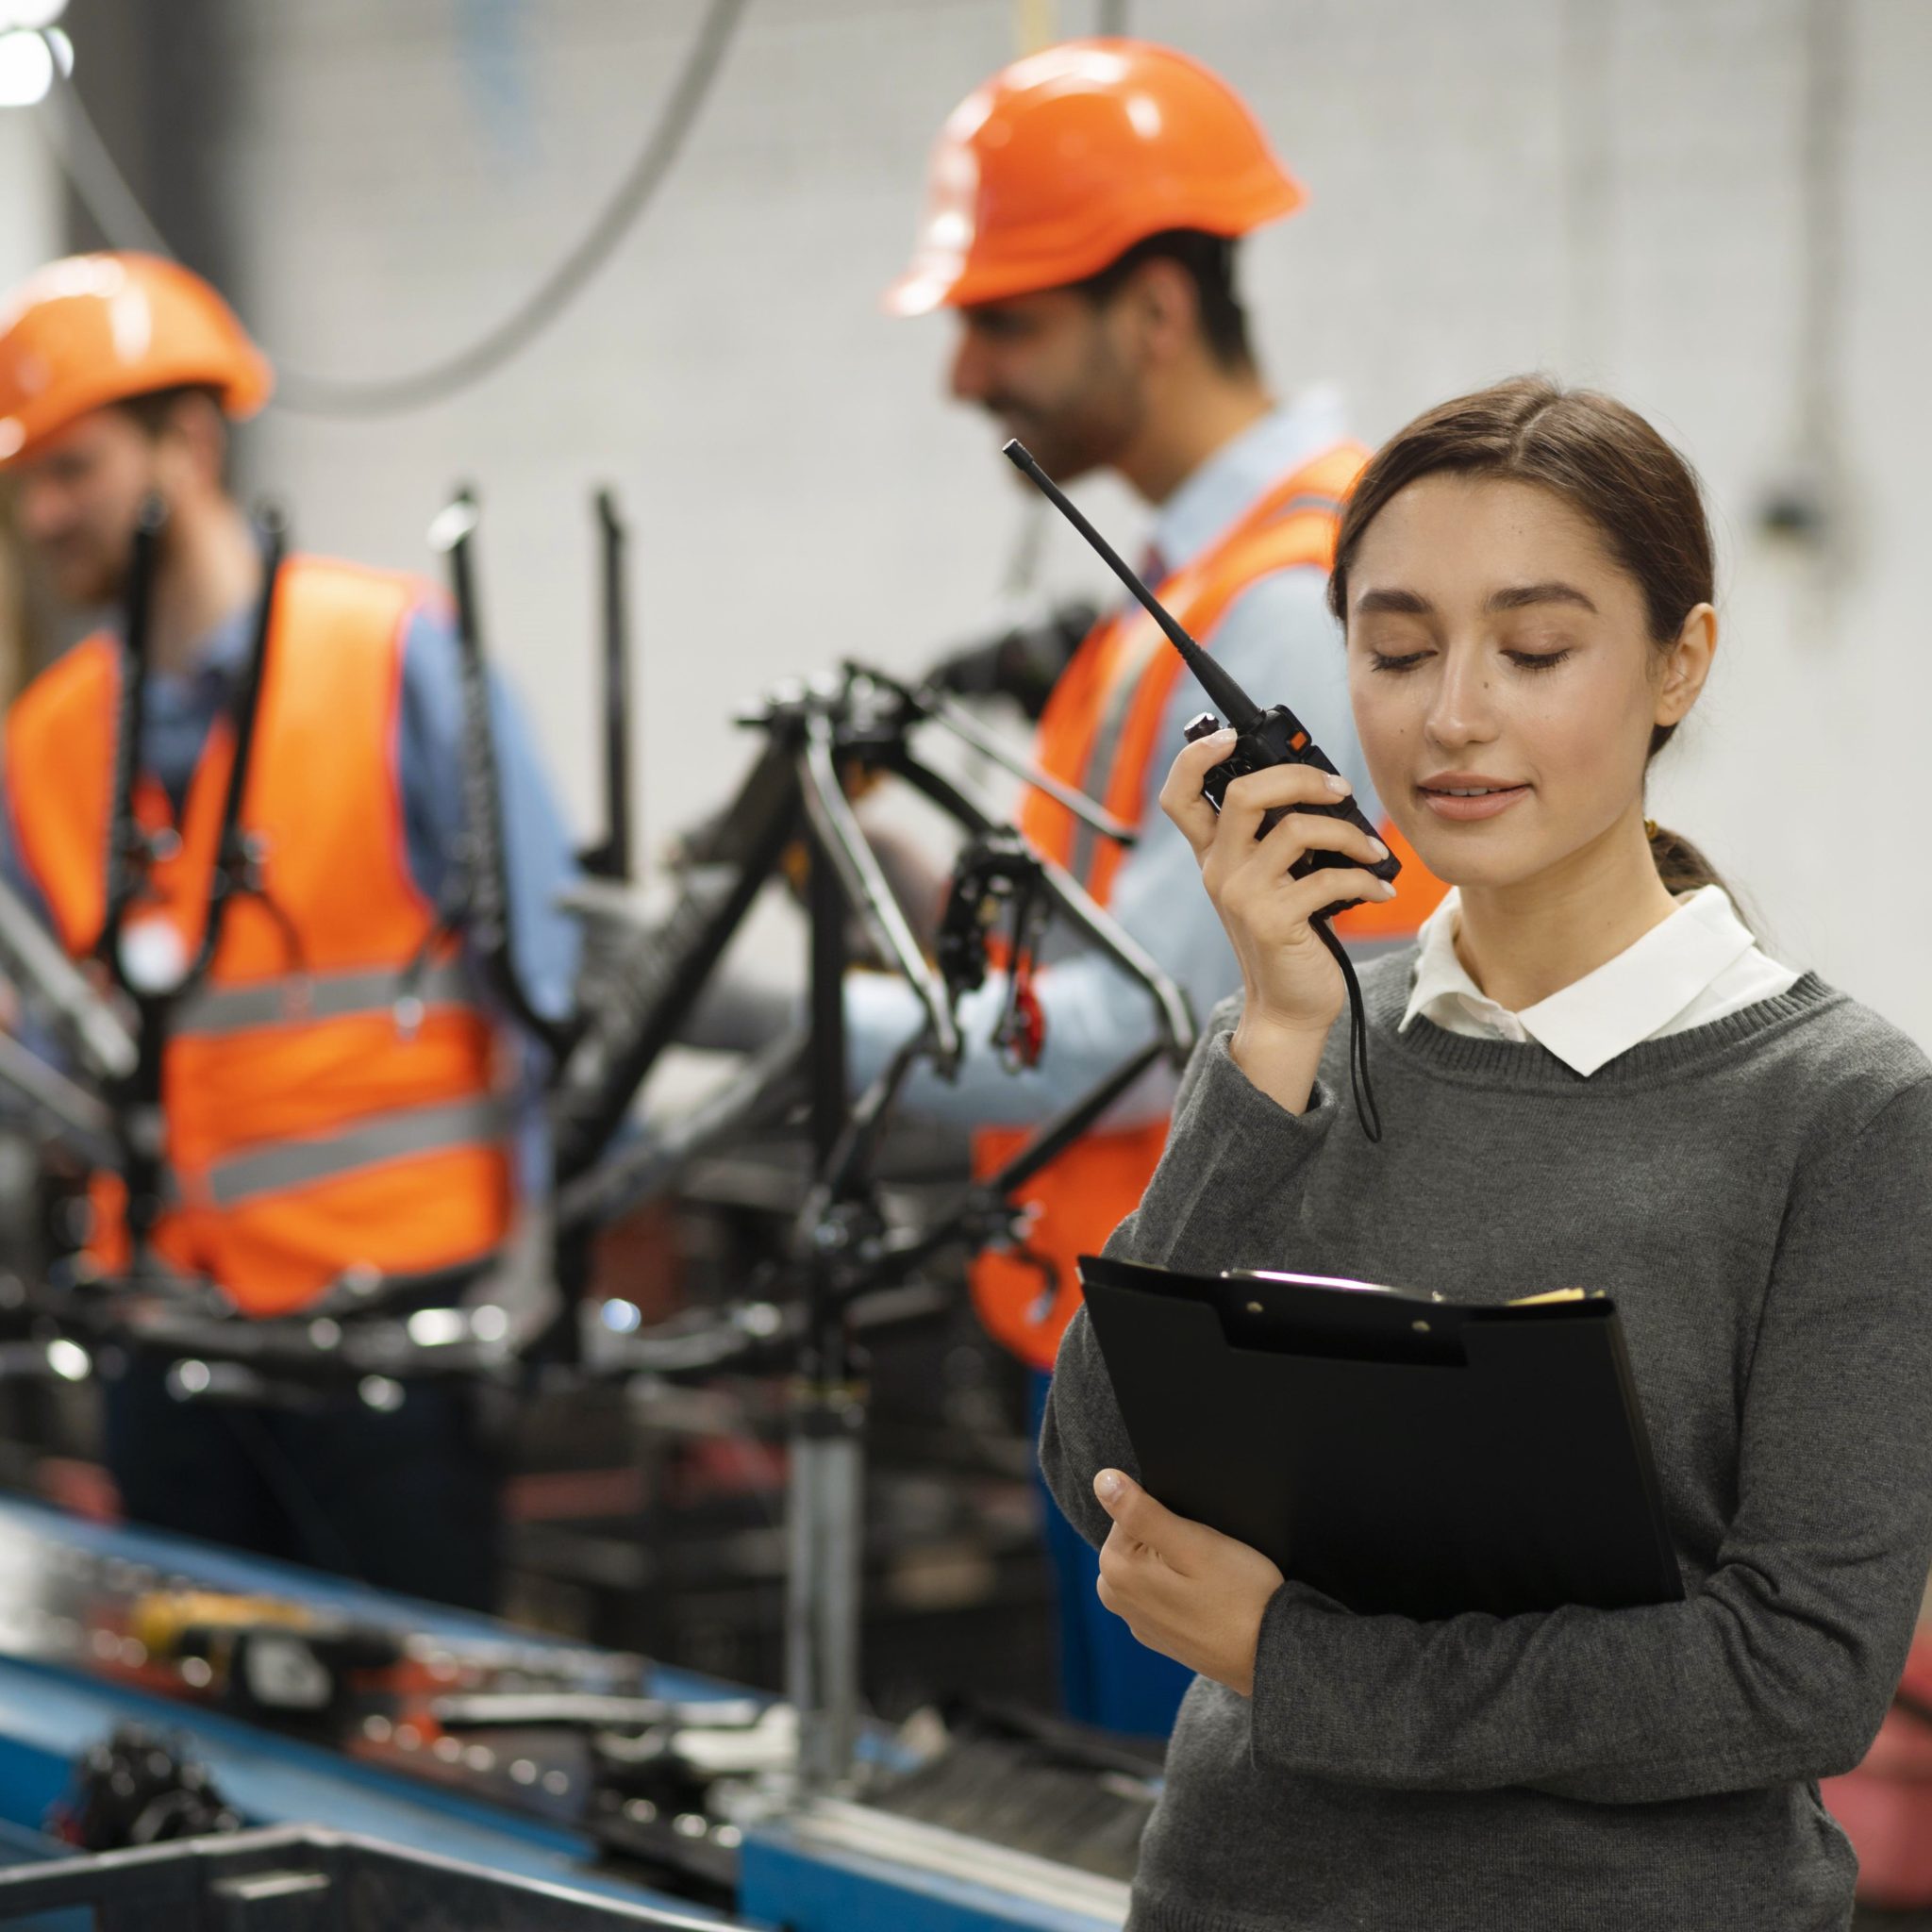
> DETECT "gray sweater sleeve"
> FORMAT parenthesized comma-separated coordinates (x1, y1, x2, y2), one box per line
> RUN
(1246, 1075, 1932, 1803)
(1040, 1001, 1337, 1554)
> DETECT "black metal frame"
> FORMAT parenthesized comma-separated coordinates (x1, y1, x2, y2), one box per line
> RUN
(0, 1826, 724, 1930)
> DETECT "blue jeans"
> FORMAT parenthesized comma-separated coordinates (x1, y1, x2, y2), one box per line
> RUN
(1029, 1369, 1191, 1740)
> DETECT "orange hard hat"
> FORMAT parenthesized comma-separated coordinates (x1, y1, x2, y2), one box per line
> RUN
(0, 252, 272, 468)
(885, 39, 1305, 316)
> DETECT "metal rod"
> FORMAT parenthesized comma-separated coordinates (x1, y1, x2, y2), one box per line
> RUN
(556, 1024, 804, 1233)
(787, 1418, 864, 1792)
(0, 1032, 117, 1165)
(1002, 438, 1264, 730)
(853, 1041, 1168, 1293)
(905, 678, 1138, 846)
(583, 488, 635, 880)
(791, 763, 866, 1796)
(549, 736, 801, 1181)
(430, 487, 574, 1058)
(981, 1040, 1166, 1197)
(0, 873, 136, 1082)
(797, 713, 960, 1071)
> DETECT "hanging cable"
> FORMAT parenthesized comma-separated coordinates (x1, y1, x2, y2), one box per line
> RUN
(31, 0, 751, 418)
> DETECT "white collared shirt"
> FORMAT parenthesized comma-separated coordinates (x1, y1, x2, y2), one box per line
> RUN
(1399, 886, 1801, 1076)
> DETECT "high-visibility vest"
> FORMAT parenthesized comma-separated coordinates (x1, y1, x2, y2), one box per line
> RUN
(970, 442, 1446, 1368)
(3, 555, 514, 1316)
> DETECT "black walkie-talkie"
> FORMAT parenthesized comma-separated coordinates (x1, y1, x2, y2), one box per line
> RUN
(999, 441, 1399, 907)
(1000, 438, 1392, 1141)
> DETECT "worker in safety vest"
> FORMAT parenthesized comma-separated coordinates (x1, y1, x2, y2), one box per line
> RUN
(853, 42, 1444, 1734)
(0, 253, 579, 1609)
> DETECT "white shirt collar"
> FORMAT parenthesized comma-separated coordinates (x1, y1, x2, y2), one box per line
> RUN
(1400, 885, 1762, 1076)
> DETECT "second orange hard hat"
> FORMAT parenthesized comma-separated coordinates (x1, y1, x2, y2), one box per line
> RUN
(0, 252, 272, 468)
(885, 39, 1305, 316)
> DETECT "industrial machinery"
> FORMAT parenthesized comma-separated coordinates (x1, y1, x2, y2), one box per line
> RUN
(0, 491, 1193, 1926)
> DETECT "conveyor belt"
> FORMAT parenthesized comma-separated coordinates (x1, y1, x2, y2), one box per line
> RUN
(0, 1497, 1133, 1930)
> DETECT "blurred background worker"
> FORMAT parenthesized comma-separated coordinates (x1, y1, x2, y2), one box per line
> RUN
(854, 40, 1444, 1738)
(0, 252, 579, 1611)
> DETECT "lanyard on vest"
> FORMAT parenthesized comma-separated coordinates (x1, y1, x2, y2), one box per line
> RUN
(97, 501, 291, 1257)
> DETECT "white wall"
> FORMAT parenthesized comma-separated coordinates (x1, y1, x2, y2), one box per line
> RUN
(211, 0, 1932, 1037)
(0, 107, 58, 283)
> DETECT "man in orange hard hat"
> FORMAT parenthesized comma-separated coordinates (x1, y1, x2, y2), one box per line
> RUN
(0, 253, 580, 1608)
(850, 41, 1443, 1734)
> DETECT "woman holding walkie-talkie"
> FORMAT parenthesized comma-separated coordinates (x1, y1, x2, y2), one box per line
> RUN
(1041, 376, 1932, 1930)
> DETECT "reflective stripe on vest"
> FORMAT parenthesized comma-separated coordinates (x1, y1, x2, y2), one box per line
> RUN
(192, 1094, 513, 1211)
(170, 957, 476, 1041)
(1066, 623, 1173, 890)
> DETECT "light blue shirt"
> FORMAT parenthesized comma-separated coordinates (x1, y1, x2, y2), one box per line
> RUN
(0, 584, 582, 1193)
(848, 393, 1379, 1126)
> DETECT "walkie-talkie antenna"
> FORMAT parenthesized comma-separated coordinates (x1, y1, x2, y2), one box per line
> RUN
(1001, 439, 1261, 731)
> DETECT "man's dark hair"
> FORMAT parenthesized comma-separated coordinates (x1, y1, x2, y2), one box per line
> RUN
(110, 384, 224, 439)
(1074, 228, 1256, 373)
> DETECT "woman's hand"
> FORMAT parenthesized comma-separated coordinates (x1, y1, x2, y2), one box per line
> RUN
(1091, 1467, 1286, 1698)
(1158, 732, 1396, 1112)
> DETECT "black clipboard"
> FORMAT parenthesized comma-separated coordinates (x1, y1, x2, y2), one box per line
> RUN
(1077, 1255, 1683, 1621)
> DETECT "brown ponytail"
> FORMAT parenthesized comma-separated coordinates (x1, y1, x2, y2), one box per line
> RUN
(1329, 376, 1735, 908)
(1645, 821, 1725, 895)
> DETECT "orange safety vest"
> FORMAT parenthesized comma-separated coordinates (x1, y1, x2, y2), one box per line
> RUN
(970, 443, 1446, 1369)
(3, 555, 515, 1316)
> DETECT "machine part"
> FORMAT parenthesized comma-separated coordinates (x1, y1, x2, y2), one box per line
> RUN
(589, 1706, 796, 1899)
(784, 1386, 865, 1796)
(0, 870, 136, 1083)
(0, 1028, 116, 1163)
(428, 489, 576, 1062)
(862, 665, 1136, 848)
(551, 741, 799, 1182)
(579, 490, 636, 882)
(742, 1797, 1130, 1931)
(867, 1701, 1158, 1882)
(0, 1825, 727, 1930)
(46, 1724, 242, 1851)
(556, 1026, 805, 1236)
(798, 709, 958, 1073)
(934, 831, 1052, 1073)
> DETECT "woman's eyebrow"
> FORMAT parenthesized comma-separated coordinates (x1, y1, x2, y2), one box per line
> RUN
(1353, 587, 1433, 615)
(1485, 581, 1599, 613)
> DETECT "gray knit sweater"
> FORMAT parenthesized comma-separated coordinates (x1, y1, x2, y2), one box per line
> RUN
(1041, 953, 1932, 1931)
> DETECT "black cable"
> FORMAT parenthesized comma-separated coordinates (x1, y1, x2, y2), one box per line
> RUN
(1314, 919, 1381, 1144)
(36, 0, 751, 418)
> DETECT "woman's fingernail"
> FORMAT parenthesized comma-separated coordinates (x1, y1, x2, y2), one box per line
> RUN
(1368, 838, 1389, 859)
(1374, 879, 1398, 899)
(1208, 728, 1237, 747)
(1094, 1469, 1124, 1504)
(1325, 774, 1352, 795)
